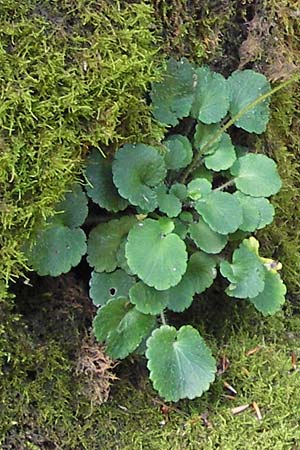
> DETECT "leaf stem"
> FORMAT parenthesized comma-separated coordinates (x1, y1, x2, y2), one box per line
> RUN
(160, 311, 167, 326)
(180, 74, 299, 183)
(213, 179, 235, 192)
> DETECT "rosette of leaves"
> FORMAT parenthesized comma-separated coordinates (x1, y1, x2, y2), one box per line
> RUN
(26, 58, 288, 402)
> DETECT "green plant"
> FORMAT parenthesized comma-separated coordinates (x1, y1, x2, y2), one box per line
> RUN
(26, 58, 296, 402)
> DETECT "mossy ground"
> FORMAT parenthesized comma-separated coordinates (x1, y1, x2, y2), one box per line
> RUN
(1, 0, 300, 448)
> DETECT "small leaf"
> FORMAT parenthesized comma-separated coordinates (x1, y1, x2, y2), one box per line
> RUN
(191, 67, 229, 124)
(126, 219, 187, 290)
(129, 282, 169, 314)
(220, 240, 265, 298)
(93, 298, 156, 359)
(167, 276, 195, 312)
(189, 218, 228, 254)
(27, 225, 86, 276)
(173, 219, 188, 239)
(112, 144, 166, 212)
(52, 185, 88, 228)
(87, 216, 136, 272)
(186, 252, 217, 294)
(156, 187, 182, 218)
(163, 135, 193, 170)
(90, 269, 135, 306)
(195, 191, 243, 235)
(234, 192, 275, 231)
(228, 70, 271, 134)
(146, 325, 216, 401)
(193, 123, 219, 151)
(204, 134, 236, 171)
(249, 269, 286, 315)
(231, 154, 281, 197)
(85, 150, 128, 212)
(187, 178, 212, 200)
(150, 58, 195, 126)
(169, 183, 187, 201)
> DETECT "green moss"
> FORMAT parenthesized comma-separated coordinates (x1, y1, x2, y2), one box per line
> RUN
(0, 0, 164, 289)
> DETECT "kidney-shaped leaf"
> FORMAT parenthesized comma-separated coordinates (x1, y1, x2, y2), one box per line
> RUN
(126, 219, 187, 290)
(228, 69, 271, 134)
(85, 150, 128, 212)
(87, 216, 136, 272)
(163, 134, 193, 170)
(150, 58, 195, 126)
(231, 154, 281, 198)
(189, 218, 228, 254)
(195, 191, 243, 235)
(112, 144, 166, 212)
(204, 133, 236, 171)
(93, 298, 156, 359)
(53, 184, 88, 229)
(129, 282, 169, 314)
(249, 268, 286, 316)
(28, 225, 86, 276)
(89, 269, 135, 306)
(146, 325, 216, 401)
(191, 67, 229, 124)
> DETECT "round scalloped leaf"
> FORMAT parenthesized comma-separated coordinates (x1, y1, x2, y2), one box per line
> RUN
(173, 219, 188, 239)
(193, 123, 220, 152)
(186, 252, 217, 294)
(157, 190, 182, 218)
(28, 225, 86, 276)
(89, 269, 135, 306)
(87, 216, 136, 272)
(163, 135, 193, 170)
(254, 197, 275, 229)
(126, 219, 187, 290)
(228, 70, 271, 134)
(93, 298, 156, 359)
(191, 67, 229, 124)
(231, 154, 281, 197)
(167, 275, 195, 312)
(195, 191, 242, 235)
(234, 192, 260, 232)
(189, 218, 228, 254)
(249, 269, 286, 316)
(220, 241, 265, 299)
(187, 178, 212, 200)
(204, 134, 236, 171)
(112, 144, 166, 212)
(52, 184, 88, 228)
(146, 325, 216, 401)
(85, 150, 128, 213)
(129, 282, 169, 314)
(170, 183, 187, 201)
(150, 58, 195, 126)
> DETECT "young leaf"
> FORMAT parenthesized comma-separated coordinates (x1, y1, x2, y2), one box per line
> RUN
(220, 240, 265, 298)
(150, 58, 195, 126)
(249, 269, 286, 316)
(87, 216, 136, 272)
(146, 325, 216, 401)
(125, 219, 188, 290)
(170, 183, 187, 201)
(89, 269, 135, 306)
(191, 67, 229, 124)
(230, 154, 281, 197)
(85, 150, 128, 212)
(195, 191, 243, 235)
(203, 133, 236, 171)
(163, 135, 193, 170)
(52, 185, 88, 229)
(189, 218, 228, 254)
(93, 298, 156, 359)
(187, 178, 212, 200)
(156, 185, 182, 218)
(27, 225, 86, 276)
(228, 69, 271, 134)
(129, 282, 169, 314)
(112, 144, 166, 212)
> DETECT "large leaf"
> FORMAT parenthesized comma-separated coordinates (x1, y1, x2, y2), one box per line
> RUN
(112, 144, 166, 212)
(85, 150, 128, 212)
(146, 325, 216, 401)
(220, 240, 265, 298)
(231, 153, 281, 198)
(129, 282, 169, 314)
(249, 269, 286, 316)
(87, 216, 136, 272)
(27, 225, 86, 276)
(191, 67, 229, 124)
(195, 191, 243, 235)
(228, 69, 271, 134)
(126, 219, 187, 290)
(163, 135, 193, 170)
(93, 298, 156, 359)
(150, 58, 195, 126)
(52, 184, 88, 229)
(189, 218, 228, 254)
(89, 269, 135, 306)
